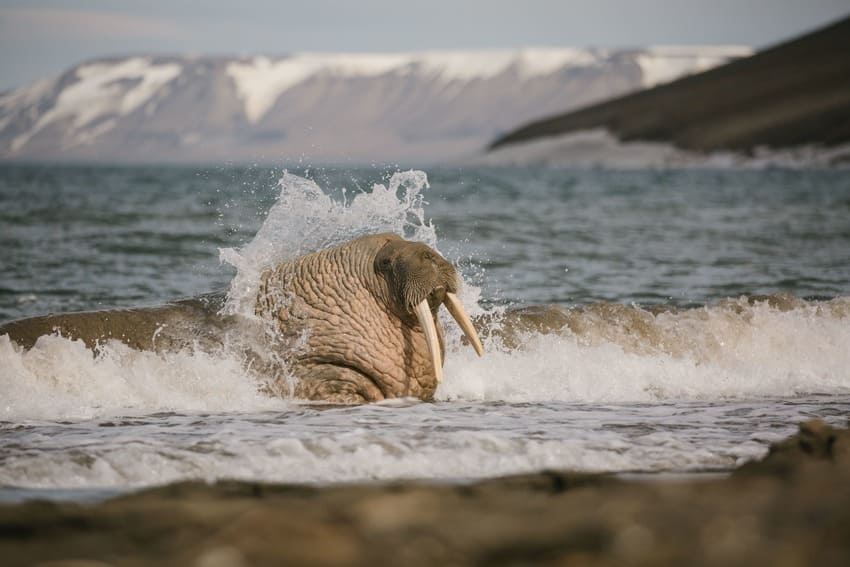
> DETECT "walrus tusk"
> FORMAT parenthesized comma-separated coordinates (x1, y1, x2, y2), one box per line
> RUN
(444, 292, 484, 357)
(414, 299, 443, 383)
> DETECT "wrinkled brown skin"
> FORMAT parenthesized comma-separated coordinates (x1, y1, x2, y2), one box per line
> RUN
(256, 233, 459, 403)
(0, 234, 461, 404)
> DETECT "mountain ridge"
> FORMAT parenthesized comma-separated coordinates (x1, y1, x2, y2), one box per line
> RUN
(0, 47, 749, 164)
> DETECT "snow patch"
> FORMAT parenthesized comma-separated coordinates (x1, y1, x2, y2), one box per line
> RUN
(0, 78, 56, 112)
(637, 45, 752, 87)
(0, 78, 56, 132)
(226, 49, 609, 123)
(227, 54, 409, 122)
(10, 58, 181, 152)
(416, 48, 601, 81)
(73, 119, 116, 147)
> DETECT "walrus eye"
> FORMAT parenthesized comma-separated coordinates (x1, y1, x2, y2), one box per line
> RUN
(377, 257, 391, 271)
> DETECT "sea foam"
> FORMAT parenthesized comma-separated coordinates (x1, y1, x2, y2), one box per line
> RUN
(440, 297, 850, 403)
(0, 334, 287, 421)
(219, 169, 437, 320)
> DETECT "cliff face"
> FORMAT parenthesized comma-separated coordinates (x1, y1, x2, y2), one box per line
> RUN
(0, 48, 747, 164)
(489, 17, 850, 155)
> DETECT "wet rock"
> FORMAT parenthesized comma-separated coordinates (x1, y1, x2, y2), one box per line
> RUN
(735, 419, 850, 478)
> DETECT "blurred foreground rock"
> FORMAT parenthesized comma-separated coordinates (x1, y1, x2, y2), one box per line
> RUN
(2, 420, 849, 566)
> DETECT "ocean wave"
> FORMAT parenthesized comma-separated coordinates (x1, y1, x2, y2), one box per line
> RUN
(440, 294, 850, 402)
(2, 294, 848, 420)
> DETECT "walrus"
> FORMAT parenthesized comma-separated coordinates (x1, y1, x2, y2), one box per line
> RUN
(0, 233, 483, 404)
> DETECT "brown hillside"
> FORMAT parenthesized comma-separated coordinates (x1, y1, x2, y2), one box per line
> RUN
(490, 16, 850, 152)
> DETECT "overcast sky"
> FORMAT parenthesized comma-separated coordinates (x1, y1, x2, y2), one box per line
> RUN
(1, 0, 848, 91)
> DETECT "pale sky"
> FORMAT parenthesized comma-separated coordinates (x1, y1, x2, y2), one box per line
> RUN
(1, 0, 848, 91)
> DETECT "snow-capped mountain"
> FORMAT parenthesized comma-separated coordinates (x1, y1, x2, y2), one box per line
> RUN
(0, 47, 750, 163)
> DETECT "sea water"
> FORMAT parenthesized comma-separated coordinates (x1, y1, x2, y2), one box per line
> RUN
(1, 165, 849, 498)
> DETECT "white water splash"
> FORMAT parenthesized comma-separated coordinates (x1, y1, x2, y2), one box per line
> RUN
(0, 334, 287, 421)
(219, 170, 437, 319)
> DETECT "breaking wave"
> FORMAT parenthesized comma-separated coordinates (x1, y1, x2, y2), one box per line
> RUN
(2, 171, 849, 421)
(2, 294, 848, 421)
(441, 295, 850, 403)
